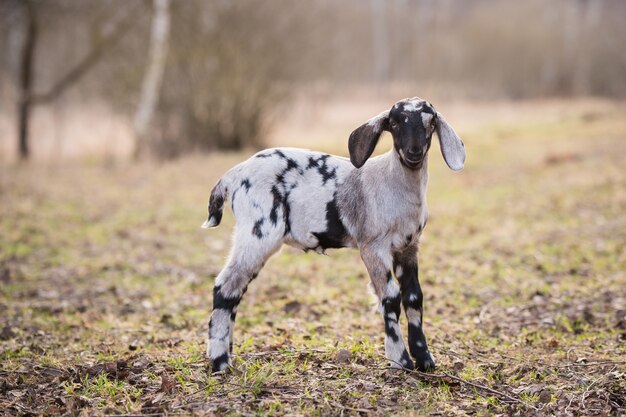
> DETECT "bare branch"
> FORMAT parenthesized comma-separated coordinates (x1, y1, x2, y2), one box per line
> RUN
(28, 3, 140, 105)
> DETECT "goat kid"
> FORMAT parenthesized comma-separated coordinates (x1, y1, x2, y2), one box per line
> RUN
(202, 97, 465, 372)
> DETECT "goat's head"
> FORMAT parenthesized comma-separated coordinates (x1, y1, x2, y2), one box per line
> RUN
(348, 97, 465, 171)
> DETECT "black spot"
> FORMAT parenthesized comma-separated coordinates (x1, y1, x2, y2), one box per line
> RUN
(275, 156, 301, 185)
(230, 310, 237, 321)
(282, 190, 292, 235)
(252, 218, 264, 239)
(286, 158, 299, 172)
(211, 352, 230, 372)
(269, 186, 282, 225)
(306, 154, 337, 185)
(241, 178, 251, 191)
(274, 149, 287, 159)
(255, 152, 273, 158)
(212, 285, 240, 311)
(405, 234, 413, 246)
(312, 196, 348, 249)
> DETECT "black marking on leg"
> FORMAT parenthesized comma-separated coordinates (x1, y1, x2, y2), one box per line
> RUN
(383, 293, 402, 319)
(382, 292, 402, 343)
(408, 322, 429, 360)
(384, 321, 399, 343)
(211, 352, 230, 372)
(241, 178, 251, 191)
(252, 218, 265, 239)
(213, 285, 241, 311)
(399, 349, 415, 370)
(396, 262, 423, 312)
(312, 195, 348, 249)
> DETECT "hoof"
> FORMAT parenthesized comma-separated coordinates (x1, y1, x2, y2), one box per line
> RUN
(414, 350, 436, 372)
(210, 353, 231, 373)
(390, 350, 415, 371)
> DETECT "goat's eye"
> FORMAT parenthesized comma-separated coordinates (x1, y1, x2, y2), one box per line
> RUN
(390, 120, 398, 129)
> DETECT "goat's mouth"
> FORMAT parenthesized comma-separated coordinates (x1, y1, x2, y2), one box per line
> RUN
(402, 155, 424, 169)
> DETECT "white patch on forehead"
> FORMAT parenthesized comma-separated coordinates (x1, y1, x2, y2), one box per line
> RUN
(421, 112, 433, 126)
(403, 99, 424, 112)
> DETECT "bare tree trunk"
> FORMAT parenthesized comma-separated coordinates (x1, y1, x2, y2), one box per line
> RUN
(13, 2, 139, 160)
(17, 0, 36, 160)
(134, 0, 170, 159)
(573, 0, 602, 95)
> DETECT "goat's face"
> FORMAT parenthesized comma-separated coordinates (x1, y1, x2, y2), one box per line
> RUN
(388, 98, 435, 170)
(348, 97, 465, 171)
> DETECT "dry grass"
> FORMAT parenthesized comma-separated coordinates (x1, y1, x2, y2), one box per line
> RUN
(1, 99, 625, 415)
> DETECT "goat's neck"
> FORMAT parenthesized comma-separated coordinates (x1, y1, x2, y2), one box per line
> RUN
(385, 149, 429, 200)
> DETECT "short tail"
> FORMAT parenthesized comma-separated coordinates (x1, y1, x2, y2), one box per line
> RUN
(201, 179, 228, 229)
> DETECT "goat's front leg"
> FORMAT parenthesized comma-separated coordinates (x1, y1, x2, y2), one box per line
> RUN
(393, 248, 435, 372)
(360, 245, 414, 370)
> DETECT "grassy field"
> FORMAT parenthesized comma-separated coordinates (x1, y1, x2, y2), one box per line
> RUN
(1, 99, 625, 415)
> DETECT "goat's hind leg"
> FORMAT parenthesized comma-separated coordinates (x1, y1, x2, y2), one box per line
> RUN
(394, 248, 435, 372)
(208, 229, 281, 372)
(360, 245, 414, 370)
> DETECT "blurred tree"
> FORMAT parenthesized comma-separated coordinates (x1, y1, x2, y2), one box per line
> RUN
(16, 0, 36, 160)
(2, 0, 626, 161)
(13, 0, 137, 160)
(133, 0, 170, 159)
(147, 0, 312, 157)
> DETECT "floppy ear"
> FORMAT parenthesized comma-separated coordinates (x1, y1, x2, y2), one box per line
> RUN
(348, 110, 389, 168)
(435, 112, 465, 171)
